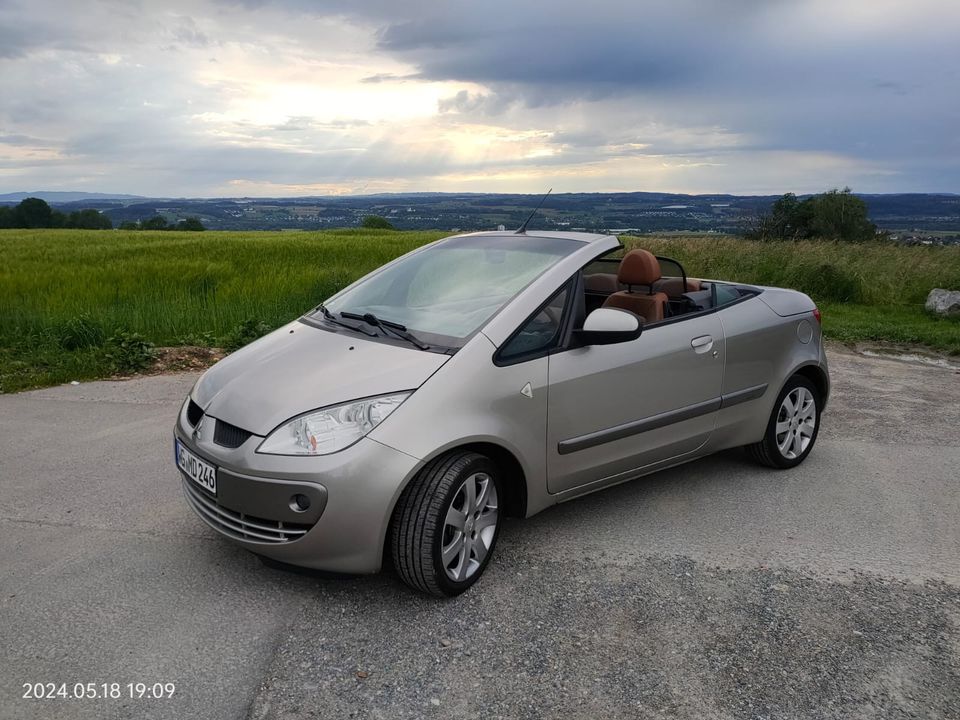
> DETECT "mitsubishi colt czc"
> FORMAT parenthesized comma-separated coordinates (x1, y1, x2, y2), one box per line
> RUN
(175, 231, 829, 596)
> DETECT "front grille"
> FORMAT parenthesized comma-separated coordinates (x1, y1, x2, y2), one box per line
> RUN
(213, 419, 253, 448)
(186, 399, 204, 427)
(181, 478, 314, 543)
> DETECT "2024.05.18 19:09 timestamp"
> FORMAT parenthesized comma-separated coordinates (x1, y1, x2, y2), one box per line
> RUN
(23, 682, 176, 700)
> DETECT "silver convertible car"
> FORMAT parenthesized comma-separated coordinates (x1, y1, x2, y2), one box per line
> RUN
(174, 230, 829, 596)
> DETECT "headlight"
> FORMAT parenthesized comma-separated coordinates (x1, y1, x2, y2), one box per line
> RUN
(256, 392, 411, 456)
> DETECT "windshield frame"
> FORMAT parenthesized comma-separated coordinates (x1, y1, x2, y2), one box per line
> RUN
(302, 233, 585, 352)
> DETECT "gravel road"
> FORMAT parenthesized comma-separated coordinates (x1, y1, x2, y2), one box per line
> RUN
(1, 344, 958, 719)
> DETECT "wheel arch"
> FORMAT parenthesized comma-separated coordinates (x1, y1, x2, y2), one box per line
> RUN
(791, 362, 830, 409)
(457, 441, 528, 519)
(381, 440, 529, 570)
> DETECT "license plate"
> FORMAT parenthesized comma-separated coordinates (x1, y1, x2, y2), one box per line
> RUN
(176, 439, 217, 495)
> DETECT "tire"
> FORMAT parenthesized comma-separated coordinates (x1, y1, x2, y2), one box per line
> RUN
(746, 375, 821, 469)
(390, 451, 502, 597)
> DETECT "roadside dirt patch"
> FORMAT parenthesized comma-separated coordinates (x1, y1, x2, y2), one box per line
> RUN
(150, 346, 225, 374)
(823, 341, 960, 445)
(110, 346, 227, 380)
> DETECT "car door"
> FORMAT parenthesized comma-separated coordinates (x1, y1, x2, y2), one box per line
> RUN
(546, 312, 725, 494)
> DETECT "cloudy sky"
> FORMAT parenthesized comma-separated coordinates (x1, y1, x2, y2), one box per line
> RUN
(1, 0, 957, 197)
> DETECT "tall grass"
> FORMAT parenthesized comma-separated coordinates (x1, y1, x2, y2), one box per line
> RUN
(0, 229, 444, 346)
(627, 235, 960, 306)
(1, 229, 958, 392)
(627, 235, 960, 354)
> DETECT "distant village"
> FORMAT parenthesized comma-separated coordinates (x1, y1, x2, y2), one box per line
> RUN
(889, 232, 960, 246)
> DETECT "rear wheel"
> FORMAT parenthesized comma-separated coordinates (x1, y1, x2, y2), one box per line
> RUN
(747, 375, 821, 468)
(390, 451, 502, 597)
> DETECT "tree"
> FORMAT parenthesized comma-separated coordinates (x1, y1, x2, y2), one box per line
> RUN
(142, 215, 169, 230)
(0, 198, 112, 229)
(748, 188, 876, 242)
(118, 221, 140, 230)
(175, 216, 205, 231)
(66, 208, 112, 229)
(14, 197, 54, 228)
(767, 193, 805, 240)
(805, 188, 875, 242)
(361, 215, 395, 230)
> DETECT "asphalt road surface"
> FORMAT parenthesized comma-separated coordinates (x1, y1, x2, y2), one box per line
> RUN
(1, 345, 958, 720)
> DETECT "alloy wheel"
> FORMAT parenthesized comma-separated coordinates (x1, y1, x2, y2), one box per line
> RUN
(441, 472, 499, 582)
(775, 386, 817, 460)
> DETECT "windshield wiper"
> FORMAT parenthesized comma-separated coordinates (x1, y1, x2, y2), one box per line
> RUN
(317, 305, 377, 337)
(341, 311, 430, 350)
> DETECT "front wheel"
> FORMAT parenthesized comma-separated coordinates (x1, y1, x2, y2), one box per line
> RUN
(390, 451, 502, 597)
(746, 375, 821, 468)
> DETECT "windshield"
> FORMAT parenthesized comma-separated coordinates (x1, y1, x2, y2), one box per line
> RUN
(314, 234, 583, 347)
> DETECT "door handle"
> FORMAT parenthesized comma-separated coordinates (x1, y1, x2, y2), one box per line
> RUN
(691, 335, 714, 353)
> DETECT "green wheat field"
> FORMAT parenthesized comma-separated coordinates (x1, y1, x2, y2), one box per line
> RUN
(2, 229, 958, 392)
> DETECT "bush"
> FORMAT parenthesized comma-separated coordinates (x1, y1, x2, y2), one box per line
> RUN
(221, 319, 272, 351)
(65, 209, 112, 230)
(103, 331, 155, 374)
(58, 315, 106, 351)
(142, 215, 169, 230)
(175, 330, 218, 347)
(175, 217, 206, 231)
(361, 215, 395, 230)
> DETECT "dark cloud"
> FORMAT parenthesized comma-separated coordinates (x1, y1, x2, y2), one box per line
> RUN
(0, 24, 32, 58)
(360, 72, 417, 84)
(0, 15, 93, 57)
(375, 0, 958, 185)
(1, 0, 958, 194)
(437, 90, 513, 116)
(171, 17, 212, 48)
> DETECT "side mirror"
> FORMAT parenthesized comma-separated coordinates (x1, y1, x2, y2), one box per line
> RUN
(574, 308, 643, 346)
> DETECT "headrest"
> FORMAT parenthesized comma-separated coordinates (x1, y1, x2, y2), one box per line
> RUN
(657, 277, 702, 295)
(617, 249, 661, 287)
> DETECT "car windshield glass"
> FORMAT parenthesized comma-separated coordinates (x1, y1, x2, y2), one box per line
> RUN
(315, 234, 582, 346)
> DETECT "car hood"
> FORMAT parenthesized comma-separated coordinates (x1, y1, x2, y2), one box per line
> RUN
(192, 321, 450, 436)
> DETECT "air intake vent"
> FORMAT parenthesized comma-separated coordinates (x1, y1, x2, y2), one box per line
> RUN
(181, 479, 313, 543)
(186, 399, 204, 427)
(214, 419, 253, 448)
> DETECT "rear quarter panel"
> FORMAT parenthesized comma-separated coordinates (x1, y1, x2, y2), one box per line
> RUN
(708, 292, 823, 451)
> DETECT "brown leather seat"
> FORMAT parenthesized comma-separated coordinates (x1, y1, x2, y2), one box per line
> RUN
(602, 249, 668, 322)
(655, 277, 702, 297)
(583, 273, 621, 293)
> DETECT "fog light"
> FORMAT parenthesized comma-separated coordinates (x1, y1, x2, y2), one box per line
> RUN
(290, 494, 311, 512)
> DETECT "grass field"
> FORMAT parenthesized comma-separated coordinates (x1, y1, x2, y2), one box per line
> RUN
(633, 235, 960, 354)
(1, 229, 958, 392)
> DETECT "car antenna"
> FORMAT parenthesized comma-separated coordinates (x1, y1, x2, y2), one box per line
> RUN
(515, 188, 552, 234)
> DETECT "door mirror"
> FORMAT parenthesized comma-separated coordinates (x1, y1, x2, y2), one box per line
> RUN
(574, 308, 643, 346)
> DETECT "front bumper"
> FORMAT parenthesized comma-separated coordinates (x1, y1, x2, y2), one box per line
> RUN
(174, 398, 421, 574)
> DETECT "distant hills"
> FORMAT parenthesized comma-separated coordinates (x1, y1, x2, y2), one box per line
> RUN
(1, 191, 958, 233)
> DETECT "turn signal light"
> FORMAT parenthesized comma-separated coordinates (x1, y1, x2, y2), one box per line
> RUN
(813, 308, 822, 324)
